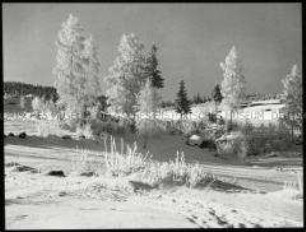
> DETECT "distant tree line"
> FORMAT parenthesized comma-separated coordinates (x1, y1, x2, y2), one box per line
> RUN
(161, 94, 213, 109)
(4, 81, 59, 102)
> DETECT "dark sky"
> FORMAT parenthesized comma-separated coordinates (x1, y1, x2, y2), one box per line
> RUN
(3, 3, 302, 100)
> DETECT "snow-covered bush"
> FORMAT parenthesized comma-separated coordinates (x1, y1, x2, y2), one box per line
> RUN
(32, 97, 58, 119)
(145, 152, 217, 188)
(36, 119, 62, 137)
(76, 123, 94, 139)
(103, 137, 151, 177)
(179, 120, 199, 136)
(202, 123, 226, 141)
(215, 131, 247, 159)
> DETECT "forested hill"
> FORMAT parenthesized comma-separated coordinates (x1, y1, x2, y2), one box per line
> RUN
(4, 81, 58, 102)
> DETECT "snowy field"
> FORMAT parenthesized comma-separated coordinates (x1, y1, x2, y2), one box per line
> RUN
(5, 138, 303, 229)
(4, 99, 303, 228)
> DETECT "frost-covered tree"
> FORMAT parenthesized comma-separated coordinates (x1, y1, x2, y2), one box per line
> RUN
(144, 44, 164, 89)
(281, 64, 303, 131)
(136, 79, 162, 148)
(82, 34, 102, 102)
(220, 46, 246, 125)
(53, 14, 101, 124)
(175, 80, 191, 119)
(137, 78, 161, 118)
(32, 96, 44, 113)
(105, 33, 147, 117)
(53, 14, 85, 111)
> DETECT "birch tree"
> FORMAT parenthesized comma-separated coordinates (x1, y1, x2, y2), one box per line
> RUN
(137, 78, 161, 119)
(53, 14, 101, 124)
(281, 64, 303, 135)
(105, 33, 147, 117)
(136, 79, 161, 148)
(220, 46, 246, 126)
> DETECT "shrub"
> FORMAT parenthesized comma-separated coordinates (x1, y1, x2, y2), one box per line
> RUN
(136, 118, 167, 137)
(36, 119, 63, 137)
(202, 123, 226, 141)
(32, 97, 59, 120)
(71, 137, 220, 191)
(241, 123, 294, 156)
(20, 96, 25, 109)
(60, 119, 78, 132)
(8, 132, 15, 137)
(218, 121, 297, 158)
(88, 117, 135, 136)
(215, 131, 247, 160)
(145, 152, 217, 188)
(103, 138, 152, 177)
(167, 119, 206, 137)
(180, 120, 198, 136)
(32, 97, 44, 113)
(76, 123, 94, 139)
(208, 112, 217, 123)
(18, 132, 27, 139)
(62, 135, 72, 140)
(199, 139, 217, 149)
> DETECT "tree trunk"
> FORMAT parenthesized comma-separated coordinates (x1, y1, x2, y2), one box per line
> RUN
(228, 109, 233, 132)
(291, 119, 294, 143)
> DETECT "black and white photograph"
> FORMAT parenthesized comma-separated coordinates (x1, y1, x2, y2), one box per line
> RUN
(3, 2, 303, 229)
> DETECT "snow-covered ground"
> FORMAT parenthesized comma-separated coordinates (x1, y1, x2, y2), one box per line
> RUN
(5, 152, 303, 229)
(4, 99, 303, 229)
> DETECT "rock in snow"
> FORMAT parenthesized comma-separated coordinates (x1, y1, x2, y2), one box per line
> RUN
(188, 134, 203, 146)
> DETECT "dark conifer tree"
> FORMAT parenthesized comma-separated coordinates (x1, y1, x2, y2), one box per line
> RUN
(212, 84, 223, 104)
(145, 44, 164, 89)
(175, 80, 191, 118)
(192, 92, 202, 105)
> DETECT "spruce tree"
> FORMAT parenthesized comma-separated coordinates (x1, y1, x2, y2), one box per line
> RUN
(145, 44, 164, 89)
(175, 80, 191, 119)
(212, 84, 223, 104)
